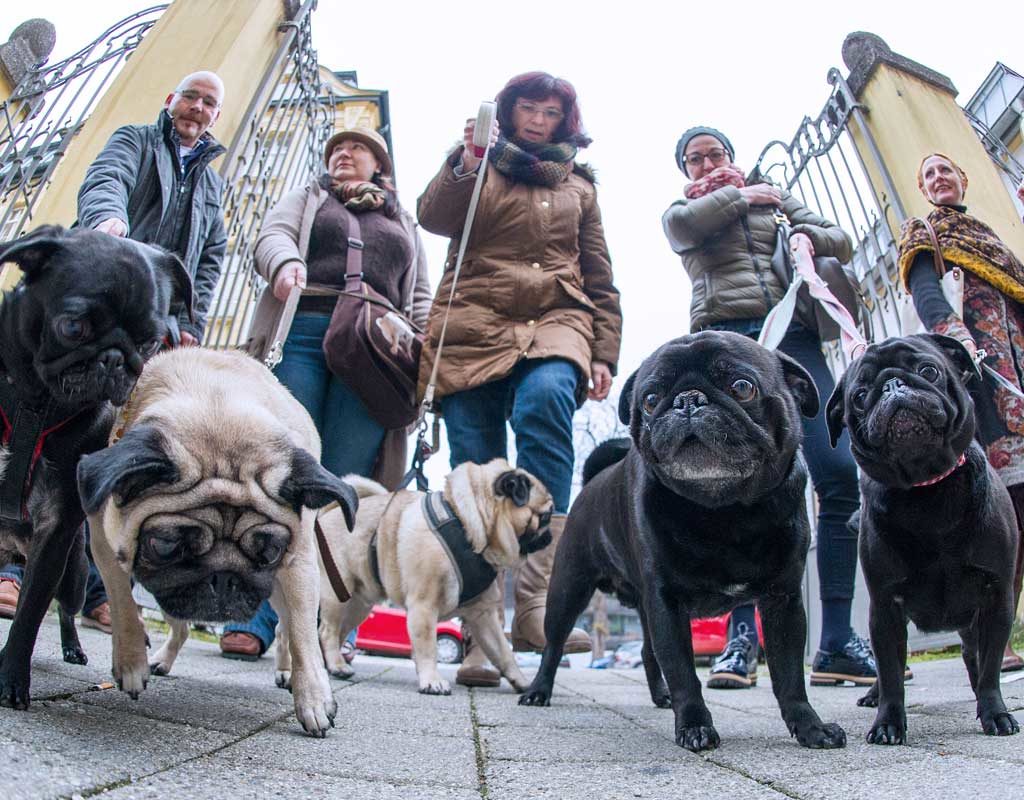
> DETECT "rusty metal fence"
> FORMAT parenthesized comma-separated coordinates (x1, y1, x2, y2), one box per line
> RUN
(0, 5, 167, 242)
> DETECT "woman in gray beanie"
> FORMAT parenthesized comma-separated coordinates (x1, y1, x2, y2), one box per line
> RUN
(662, 127, 877, 692)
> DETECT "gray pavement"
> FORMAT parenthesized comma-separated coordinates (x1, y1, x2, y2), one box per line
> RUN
(2, 614, 1023, 799)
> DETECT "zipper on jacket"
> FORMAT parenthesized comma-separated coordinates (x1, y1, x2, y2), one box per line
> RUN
(740, 217, 774, 312)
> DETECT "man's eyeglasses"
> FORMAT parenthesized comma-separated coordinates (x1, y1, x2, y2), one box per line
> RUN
(684, 148, 730, 168)
(515, 100, 565, 123)
(177, 89, 220, 110)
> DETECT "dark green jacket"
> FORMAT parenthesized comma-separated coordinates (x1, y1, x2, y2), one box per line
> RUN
(662, 184, 852, 332)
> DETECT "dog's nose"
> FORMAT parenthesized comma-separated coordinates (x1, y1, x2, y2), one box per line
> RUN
(883, 377, 906, 395)
(99, 349, 124, 372)
(209, 571, 241, 595)
(674, 389, 708, 414)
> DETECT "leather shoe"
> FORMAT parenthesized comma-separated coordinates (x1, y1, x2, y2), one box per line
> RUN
(220, 631, 263, 661)
(0, 578, 19, 619)
(1002, 642, 1024, 673)
(456, 631, 500, 687)
(81, 602, 113, 634)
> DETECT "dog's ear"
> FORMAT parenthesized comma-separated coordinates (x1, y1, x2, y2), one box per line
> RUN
(921, 333, 981, 385)
(0, 225, 69, 282)
(494, 470, 531, 508)
(825, 372, 848, 448)
(617, 369, 638, 425)
(77, 425, 179, 514)
(775, 350, 820, 418)
(150, 246, 194, 323)
(279, 447, 358, 531)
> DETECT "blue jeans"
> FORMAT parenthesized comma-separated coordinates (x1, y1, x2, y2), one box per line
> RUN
(225, 312, 386, 648)
(442, 358, 578, 513)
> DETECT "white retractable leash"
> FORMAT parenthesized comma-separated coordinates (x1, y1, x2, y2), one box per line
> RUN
(404, 101, 498, 491)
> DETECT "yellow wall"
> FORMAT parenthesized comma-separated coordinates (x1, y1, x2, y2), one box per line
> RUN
(851, 63, 1024, 254)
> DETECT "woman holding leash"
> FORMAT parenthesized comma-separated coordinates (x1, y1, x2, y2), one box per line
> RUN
(900, 153, 1024, 672)
(222, 127, 432, 660)
(662, 126, 870, 690)
(417, 72, 622, 687)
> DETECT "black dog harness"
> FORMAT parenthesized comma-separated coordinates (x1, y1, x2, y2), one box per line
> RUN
(0, 376, 87, 523)
(368, 491, 497, 606)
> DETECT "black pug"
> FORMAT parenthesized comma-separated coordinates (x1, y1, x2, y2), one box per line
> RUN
(519, 331, 846, 752)
(826, 333, 1019, 743)
(0, 225, 190, 709)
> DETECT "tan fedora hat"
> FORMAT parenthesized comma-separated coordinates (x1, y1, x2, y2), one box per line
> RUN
(323, 126, 393, 177)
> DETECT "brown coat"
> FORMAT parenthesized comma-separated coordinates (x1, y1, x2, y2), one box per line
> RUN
(416, 149, 621, 405)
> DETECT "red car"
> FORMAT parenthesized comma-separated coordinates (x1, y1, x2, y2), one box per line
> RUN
(691, 611, 764, 656)
(355, 605, 464, 664)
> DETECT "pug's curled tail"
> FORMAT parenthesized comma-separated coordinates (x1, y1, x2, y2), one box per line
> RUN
(582, 437, 632, 485)
(342, 474, 389, 499)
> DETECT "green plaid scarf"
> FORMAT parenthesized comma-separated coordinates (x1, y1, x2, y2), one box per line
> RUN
(488, 137, 577, 187)
(321, 175, 385, 212)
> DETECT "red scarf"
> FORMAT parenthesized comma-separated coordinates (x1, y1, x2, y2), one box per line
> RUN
(684, 165, 746, 200)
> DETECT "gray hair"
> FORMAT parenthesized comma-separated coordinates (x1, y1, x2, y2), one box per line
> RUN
(174, 71, 225, 102)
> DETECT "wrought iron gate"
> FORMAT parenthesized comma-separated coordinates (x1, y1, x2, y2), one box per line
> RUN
(0, 5, 167, 242)
(203, 0, 336, 349)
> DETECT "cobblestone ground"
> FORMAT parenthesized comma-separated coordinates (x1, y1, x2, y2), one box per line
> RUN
(2, 614, 1023, 799)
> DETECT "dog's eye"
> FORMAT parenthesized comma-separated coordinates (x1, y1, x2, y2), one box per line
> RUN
(730, 379, 757, 402)
(852, 389, 869, 410)
(146, 535, 181, 562)
(918, 363, 940, 382)
(57, 317, 91, 342)
(642, 393, 661, 415)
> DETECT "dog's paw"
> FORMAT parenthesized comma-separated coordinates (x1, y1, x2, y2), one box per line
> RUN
(418, 678, 452, 696)
(275, 670, 292, 691)
(0, 668, 31, 710)
(148, 661, 170, 677)
(291, 670, 337, 738)
(980, 710, 1020, 736)
(518, 686, 552, 706)
(63, 645, 88, 666)
(675, 725, 720, 752)
(866, 706, 907, 745)
(113, 656, 149, 700)
(509, 676, 531, 694)
(328, 664, 355, 681)
(793, 721, 847, 749)
(857, 682, 879, 707)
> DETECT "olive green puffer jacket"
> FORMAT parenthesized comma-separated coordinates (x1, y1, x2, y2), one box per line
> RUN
(662, 184, 853, 332)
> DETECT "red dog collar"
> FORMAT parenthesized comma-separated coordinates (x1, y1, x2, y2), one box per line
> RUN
(913, 452, 967, 488)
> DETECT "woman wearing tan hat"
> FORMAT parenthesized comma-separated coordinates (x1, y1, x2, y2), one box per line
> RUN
(223, 127, 431, 660)
(900, 152, 1024, 672)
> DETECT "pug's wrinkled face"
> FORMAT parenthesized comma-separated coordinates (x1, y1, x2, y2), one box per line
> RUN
(619, 332, 819, 508)
(78, 425, 358, 622)
(491, 467, 555, 555)
(826, 334, 978, 489)
(0, 226, 192, 407)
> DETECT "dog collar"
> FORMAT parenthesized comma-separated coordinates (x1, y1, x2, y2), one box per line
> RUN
(912, 452, 967, 488)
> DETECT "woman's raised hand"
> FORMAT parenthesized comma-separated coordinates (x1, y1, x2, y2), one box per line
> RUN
(272, 261, 307, 301)
(461, 116, 500, 173)
(738, 183, 782, 207)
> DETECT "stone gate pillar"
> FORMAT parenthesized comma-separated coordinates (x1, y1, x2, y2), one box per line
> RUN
(843, 31, 1024, 253)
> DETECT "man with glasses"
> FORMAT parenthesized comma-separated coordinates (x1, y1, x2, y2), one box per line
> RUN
(77, 70, 228, 348)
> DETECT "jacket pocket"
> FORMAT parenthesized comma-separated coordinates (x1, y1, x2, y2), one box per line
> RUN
(555, 276, 597, 312)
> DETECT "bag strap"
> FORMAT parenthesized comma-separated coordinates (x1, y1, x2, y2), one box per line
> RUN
(918, 216, 947, 277)
(339, 205, 364, 292)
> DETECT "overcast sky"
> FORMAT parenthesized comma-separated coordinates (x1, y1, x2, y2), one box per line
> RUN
(2, 0, 1018, 480)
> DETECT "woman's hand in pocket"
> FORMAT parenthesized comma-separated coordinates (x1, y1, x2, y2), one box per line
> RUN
(273, 262, 307, 301)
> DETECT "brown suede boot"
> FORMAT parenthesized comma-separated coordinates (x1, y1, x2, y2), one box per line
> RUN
(510, 514, 591, 654)
(455, 627, 501, 687)
(456, 576, 503, 688)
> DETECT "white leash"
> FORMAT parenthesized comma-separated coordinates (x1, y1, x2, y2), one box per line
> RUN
(420, 101, 497, 417)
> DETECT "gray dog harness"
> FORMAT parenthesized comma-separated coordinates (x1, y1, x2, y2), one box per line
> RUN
(0, 375, 87, 522)
(367, 491, 497, 606)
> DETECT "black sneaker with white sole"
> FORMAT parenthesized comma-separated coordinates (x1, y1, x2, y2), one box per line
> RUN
(706, 630, 757, 689)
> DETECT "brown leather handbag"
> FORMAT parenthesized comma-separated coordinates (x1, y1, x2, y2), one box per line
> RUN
(321, 208, 423, 429)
